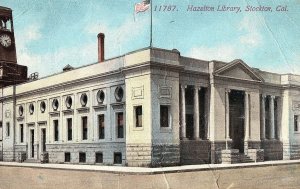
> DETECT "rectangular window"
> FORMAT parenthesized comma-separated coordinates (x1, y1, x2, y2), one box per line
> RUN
(160, 105, 169, 127)
(6, 122, 10, 137)
(95, 152, 103, 163)
(114, 152, 122, 164)
(135, 106, 143, 127)
(79, 152, 86, 163)
(67, 118, 72, 141)
(82, 116, 88, 140)
(20, 124, 24, 143)
(295, 115, 299, 132)
(65, 152, 71, 162)
(0, 121, 2, 141)
(54, 120, 59, 141)
(98, 114, 105, 139)
(117, 112, 124, 138)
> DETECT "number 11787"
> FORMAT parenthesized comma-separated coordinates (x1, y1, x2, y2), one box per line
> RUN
(154, 5, 177, 11)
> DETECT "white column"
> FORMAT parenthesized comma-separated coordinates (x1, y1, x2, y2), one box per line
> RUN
(225, 89, 230, 140)
(181, 85, 187, 139)
(193, 86, 200, 140)
(225, 89, 230, 149)
(269, 95, 275, 139)
(244, 92, 250, 141)
(261, 94, 266, 140)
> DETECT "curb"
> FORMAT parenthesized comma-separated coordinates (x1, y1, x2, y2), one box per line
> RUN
(0, 160, 300, 175)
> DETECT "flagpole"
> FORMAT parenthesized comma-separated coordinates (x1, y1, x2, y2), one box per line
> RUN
(150, 0, 153, 48)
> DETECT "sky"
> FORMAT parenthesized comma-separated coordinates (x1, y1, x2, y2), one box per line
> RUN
(1, 0, 300, 77)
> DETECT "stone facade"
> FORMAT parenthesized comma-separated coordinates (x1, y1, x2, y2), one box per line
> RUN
(1, 45, 300, 167)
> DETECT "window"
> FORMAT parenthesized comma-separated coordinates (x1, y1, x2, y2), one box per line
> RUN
(54, 120, 59, 141)
(117, 112, 124, 138)
(18, 106, 24, 116)
(20, 124, 24, 143)
(6, 122, 10, 137)
(98, 114, 105, 139)
(114, 152, 122, 164)
(160, 105, 169, 127)
(65, 96, 72, 109)
(79, 152, 86, 163)
(97, 90, 105, 103)
(95, 152, 103, 163)
(135, 106, 143, 127)
(40, 101, 46, 113)
(65, 152, 71, 162)
(82, 116, 88, 140)
(115, 87, 124, 102)
(80, 93, 88, 107)
(52, 99, 59, 111)
(295, 115, 299, 132)
(29, 103, 34, 114)
(67, 118, 72, 141)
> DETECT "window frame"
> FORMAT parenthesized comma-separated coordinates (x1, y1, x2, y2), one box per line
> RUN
(82, 116, 88, 140)
(294, 115, 299, 132)
(160, 105, 170, 128)
(53, 120, 59, 142)
(67, 118, 72, 141)
(20, 124, 24, 143)
(116, 112, 124, 139)
(134, 105, 143, 128)
(6, 122, 10, 137)
(98, 114, 105, 140)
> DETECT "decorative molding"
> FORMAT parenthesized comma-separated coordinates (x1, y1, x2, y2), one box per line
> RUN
(37, 121, 47, 125)
(49, 111, 60, 116)
(159, 86, 172, 98)
(132, 86, 144, 99)
(16, 116, 24, 122)
(92, 104, 107, 111)
(293, 101, 300, 111)
(77, 107, 90, 113)
(62, 109, 74, 114)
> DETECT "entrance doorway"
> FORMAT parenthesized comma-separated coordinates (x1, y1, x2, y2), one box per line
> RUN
(30, 129, 34, 158)
(229, 90, 245, 153)
(41, 128, 46, 152)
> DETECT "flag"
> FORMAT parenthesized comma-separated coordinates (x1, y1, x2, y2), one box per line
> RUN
(134, 0, 150, 13)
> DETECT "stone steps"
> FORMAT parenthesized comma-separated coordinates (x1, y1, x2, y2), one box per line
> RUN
(239, 154, 255, 163)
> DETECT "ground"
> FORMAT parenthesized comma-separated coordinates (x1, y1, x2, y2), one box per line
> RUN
(0, 163, 300, 189)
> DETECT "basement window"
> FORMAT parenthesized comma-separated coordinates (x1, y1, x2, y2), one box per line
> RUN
(294, 115, 299, 132)
(79, 152, 86, 163)
(65, 152, 71, 162)
(114, 152, 122, 164)
(95, 152, 103, 163)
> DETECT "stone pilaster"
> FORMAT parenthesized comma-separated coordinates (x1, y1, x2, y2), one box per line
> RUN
(181, 84, 187, 139)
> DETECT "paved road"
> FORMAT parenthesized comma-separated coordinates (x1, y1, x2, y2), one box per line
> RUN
(0, 163, 300, 189)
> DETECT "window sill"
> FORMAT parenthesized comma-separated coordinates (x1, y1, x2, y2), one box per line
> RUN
(133, 126, 144, 131)
(160, 127, 172, 133)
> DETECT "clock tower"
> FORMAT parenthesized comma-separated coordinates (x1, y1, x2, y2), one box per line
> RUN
(0, 6, 27, 87)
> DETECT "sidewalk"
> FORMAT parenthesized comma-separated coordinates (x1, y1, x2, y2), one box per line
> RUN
(1, 159, 300, 175)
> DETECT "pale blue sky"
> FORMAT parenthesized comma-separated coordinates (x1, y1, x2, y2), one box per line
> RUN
(1, 0, 300, 77)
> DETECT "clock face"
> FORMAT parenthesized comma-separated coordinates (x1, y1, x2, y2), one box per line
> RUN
(0, 34, 12, 48)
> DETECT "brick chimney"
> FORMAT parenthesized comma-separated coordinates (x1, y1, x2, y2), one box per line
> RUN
(97, 33, 105, 63)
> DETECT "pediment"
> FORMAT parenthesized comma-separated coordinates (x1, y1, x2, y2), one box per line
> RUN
(214, 59, 264, 82)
